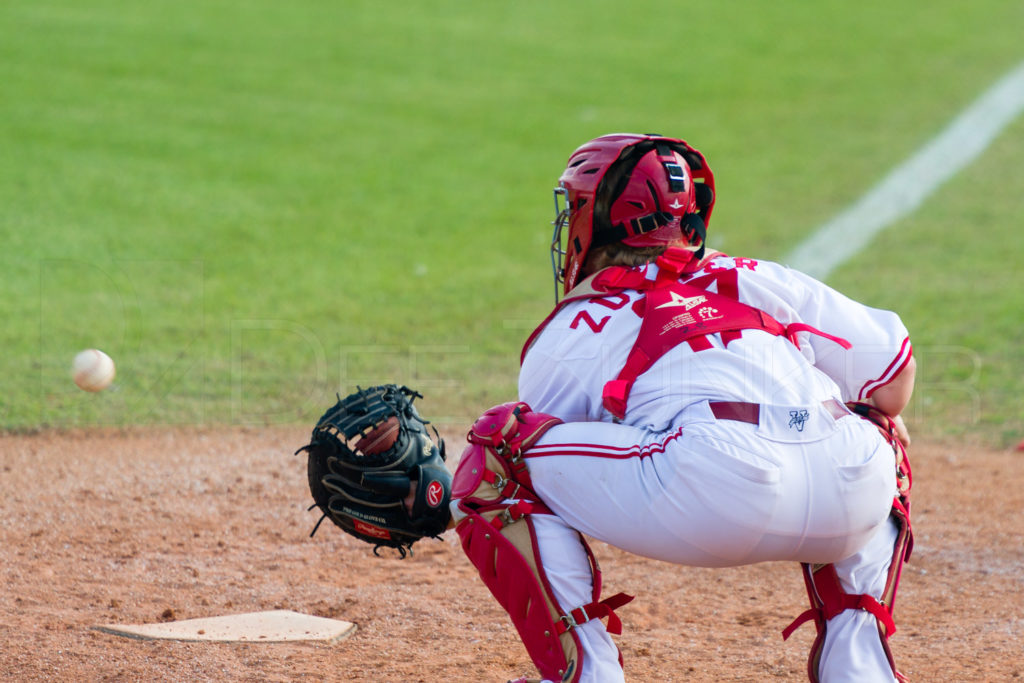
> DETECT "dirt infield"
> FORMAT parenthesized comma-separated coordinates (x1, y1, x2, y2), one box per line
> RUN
(1, 427, 1021, 682)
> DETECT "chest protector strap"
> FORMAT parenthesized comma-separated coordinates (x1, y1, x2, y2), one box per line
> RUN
(599, 250, 851, 419)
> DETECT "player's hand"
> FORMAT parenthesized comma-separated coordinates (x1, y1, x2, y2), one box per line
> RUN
(847, 399, 911, 449)
(891, 414, 911, 448)
(403, 482, 416, 515)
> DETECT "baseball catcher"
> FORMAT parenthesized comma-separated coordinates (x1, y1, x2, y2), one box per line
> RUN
(480, 132, 917, 682)
(297, 384, 452, 558)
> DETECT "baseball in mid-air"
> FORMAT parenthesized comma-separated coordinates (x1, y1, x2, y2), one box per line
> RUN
(72, 349, 116, 392)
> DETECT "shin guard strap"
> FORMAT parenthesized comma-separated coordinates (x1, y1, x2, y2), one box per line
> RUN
(782, 564, 896, 640)
(556, 593, 635, 636)
(490, 500, 551, 530)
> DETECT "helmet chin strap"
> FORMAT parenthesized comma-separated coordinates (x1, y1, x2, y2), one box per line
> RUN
(681, 213, 707, 261)
(591, 211, 677, 248)
(688, 181, 715, 259)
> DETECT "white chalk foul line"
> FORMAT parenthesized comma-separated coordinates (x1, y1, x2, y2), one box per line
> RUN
(786, 59, 1024, 281)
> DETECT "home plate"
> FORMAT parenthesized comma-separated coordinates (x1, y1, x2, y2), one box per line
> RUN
(94, 609, 357, 643)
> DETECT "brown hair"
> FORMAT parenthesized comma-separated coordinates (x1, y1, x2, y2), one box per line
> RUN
(582, 240, 691, 278)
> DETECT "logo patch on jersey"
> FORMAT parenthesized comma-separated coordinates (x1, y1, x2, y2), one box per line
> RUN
(697, 306, 723, 321)
(788, 410, 811, 431)
(654, 291, 706, 311)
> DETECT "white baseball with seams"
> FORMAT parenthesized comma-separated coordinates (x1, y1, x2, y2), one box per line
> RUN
(72, 349, 116, 392)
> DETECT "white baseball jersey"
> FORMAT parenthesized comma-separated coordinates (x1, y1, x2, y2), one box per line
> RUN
(520, 254, 912, 428)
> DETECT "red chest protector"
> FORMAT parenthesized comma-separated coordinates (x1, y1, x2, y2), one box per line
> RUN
(523, 248, 851, 420)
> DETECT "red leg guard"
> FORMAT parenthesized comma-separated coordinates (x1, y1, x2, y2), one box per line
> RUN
(453, 402, 633, 683)
(457, 506, 632, 683)
(783, 501, 913, 682)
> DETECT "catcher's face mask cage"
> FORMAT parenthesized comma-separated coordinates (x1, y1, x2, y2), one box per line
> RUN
(549, 133, 716, 302)
(550, 184, 572, 302)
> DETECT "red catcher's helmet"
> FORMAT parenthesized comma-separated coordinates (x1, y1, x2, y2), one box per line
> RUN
(551, 133, 715, 298)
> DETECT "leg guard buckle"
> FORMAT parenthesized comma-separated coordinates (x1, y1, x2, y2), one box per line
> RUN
(782, 565, 896, 641)
(558, 593, 634, 636)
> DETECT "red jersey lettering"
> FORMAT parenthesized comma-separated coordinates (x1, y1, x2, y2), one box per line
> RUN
(570, 310, 611, 333)
(590, 292, 632, 310)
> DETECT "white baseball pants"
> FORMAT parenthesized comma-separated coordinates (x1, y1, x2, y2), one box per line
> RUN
(523, 401, 899, 682)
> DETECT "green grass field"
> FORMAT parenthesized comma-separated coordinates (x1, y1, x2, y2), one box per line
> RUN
(2, 0, 1022, 445)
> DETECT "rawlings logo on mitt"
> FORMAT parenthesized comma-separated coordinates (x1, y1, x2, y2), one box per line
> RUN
(296, 384, 452, 558)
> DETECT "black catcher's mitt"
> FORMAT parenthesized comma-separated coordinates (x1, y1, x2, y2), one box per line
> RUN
(297, 385, 452, 557)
